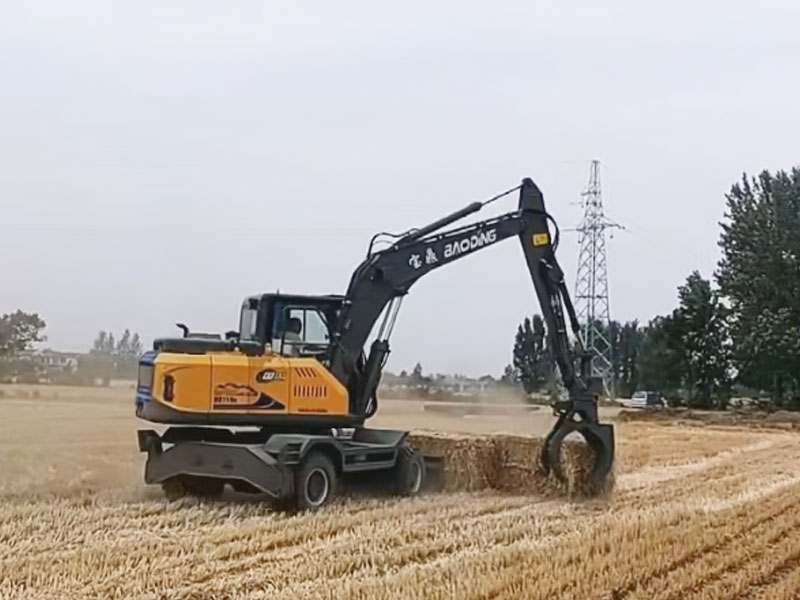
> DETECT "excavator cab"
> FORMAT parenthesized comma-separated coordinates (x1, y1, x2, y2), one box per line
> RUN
(236, 293, 343, 359)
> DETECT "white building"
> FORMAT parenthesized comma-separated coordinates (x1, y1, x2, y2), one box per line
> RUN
(16, 350, 82, 373)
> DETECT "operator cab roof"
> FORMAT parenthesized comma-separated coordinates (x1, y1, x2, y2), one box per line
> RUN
(241, 293, 346, 309)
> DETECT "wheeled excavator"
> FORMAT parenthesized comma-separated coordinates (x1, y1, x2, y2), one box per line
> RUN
(136, 178, 614, 509)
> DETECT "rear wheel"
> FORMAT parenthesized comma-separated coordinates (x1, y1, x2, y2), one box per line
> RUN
(162, 476, 224, 501)
(294, 452, 337, 510)
(162, 478, 188, 501)
(187, 477, 225, 498)
(394, 445, 425, 496)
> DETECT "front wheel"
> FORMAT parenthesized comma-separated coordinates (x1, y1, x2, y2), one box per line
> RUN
(294, 452, 337, 510)
(394, 445, 425, 496)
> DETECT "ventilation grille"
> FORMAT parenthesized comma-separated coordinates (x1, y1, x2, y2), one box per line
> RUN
(295, 367, 317, 378)
(293, 385, 328, 398)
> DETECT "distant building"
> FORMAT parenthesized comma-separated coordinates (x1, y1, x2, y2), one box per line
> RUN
(379, 371, 493, 397)
(16, 350, 83, 374)
(433, 375, 490, 396)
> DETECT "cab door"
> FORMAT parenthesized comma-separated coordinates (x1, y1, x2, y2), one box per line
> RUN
(280, 307, 349, 416)
(248, 354, 291, 414)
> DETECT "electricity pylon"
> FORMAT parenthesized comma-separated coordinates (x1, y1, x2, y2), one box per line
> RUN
(573, 160, 622, 398)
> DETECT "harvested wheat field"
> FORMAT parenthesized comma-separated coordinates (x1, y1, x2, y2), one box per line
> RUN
(3, 386, 800, 599)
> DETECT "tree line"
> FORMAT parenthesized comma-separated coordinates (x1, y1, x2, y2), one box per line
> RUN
(510, 166, 800, 410)
(0, 311, 47, 380)
(0, 312, 143, 384)
(82, 329, 144, 381)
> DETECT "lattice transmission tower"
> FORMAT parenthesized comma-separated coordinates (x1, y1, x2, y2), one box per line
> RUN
(573, 160, 622, 397)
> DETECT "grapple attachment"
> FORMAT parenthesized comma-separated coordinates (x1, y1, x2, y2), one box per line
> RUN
(540, 415, 614, 491)
(539, 384, 615, 493)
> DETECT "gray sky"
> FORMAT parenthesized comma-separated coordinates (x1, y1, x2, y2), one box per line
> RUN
(2, 1, 799, 376)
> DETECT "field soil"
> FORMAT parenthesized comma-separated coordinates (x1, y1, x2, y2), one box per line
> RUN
(618, 406, 800, 431)
(2, 385, 800, 599)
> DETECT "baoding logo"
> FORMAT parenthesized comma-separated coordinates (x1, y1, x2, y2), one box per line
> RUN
(443, 228, 497, 258)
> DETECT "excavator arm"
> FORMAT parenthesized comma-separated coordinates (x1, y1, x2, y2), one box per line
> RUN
(325, 178, 614, 488)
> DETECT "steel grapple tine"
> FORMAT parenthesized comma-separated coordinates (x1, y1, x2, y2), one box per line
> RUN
(539, 413, 566, 476)
(540, 418, 615, 491)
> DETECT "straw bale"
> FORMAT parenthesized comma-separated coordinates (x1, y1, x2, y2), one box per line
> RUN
(409, 430, 612, 498)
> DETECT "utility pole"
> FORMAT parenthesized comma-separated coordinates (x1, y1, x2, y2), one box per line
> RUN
(573, 160, 622, 397)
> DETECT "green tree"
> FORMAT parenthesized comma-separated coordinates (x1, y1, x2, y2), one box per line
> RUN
(117, 329, 131, 356)
(611, 320, 644, 398)
(92, 331, 115, 355)
(130, 333, 142, 356)
(717, 168, 800, 407)
(115, 329, 143, 378)
(88, 328, 144, 379)
(638, 315, 682, 398)
(0, 310, 46, 357)
(410, 362, 431, 385)
(672, 272, 732, 408)
(632, 274, 731, 408)
(512, 315, 553, 393)
(500, 364, 518, 384)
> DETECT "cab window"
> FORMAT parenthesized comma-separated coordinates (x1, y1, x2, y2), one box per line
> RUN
(275, 307, 329, 355)
(300, 309, 329, 345)
(239, 307, 258, 341)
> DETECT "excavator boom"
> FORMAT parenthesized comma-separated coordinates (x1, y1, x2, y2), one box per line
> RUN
(323, 178, 614, 488)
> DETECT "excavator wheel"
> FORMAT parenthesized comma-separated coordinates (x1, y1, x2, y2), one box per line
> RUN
(540, 421, 614, 493)
(393, 445, 425, 496)
(162, 476, 225, 501)
(293, 451, 337, 511)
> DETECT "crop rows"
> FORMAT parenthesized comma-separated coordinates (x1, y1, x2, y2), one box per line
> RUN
(2, 394, 800, 599)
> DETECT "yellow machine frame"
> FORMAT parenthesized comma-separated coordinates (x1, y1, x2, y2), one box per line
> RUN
(141, 351, 350, 422)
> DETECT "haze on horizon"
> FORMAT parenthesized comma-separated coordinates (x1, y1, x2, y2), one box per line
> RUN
(2, 1, 798, 376)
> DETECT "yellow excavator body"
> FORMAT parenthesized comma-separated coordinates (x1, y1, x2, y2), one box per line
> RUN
(141, 351, 350, 423)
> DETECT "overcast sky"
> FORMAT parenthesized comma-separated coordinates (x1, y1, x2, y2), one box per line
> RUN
(2, 1, 798, 376)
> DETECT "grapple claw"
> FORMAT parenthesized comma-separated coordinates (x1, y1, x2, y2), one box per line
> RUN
(540, 416, 615, 492)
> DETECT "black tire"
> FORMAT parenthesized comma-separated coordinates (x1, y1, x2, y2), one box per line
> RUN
(162, 478, 188, 501)
(162, 476, 224, 501)
(294, 452, 337, 510)
(186, 477, 225, 499)
(394, 445, 425, 496)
